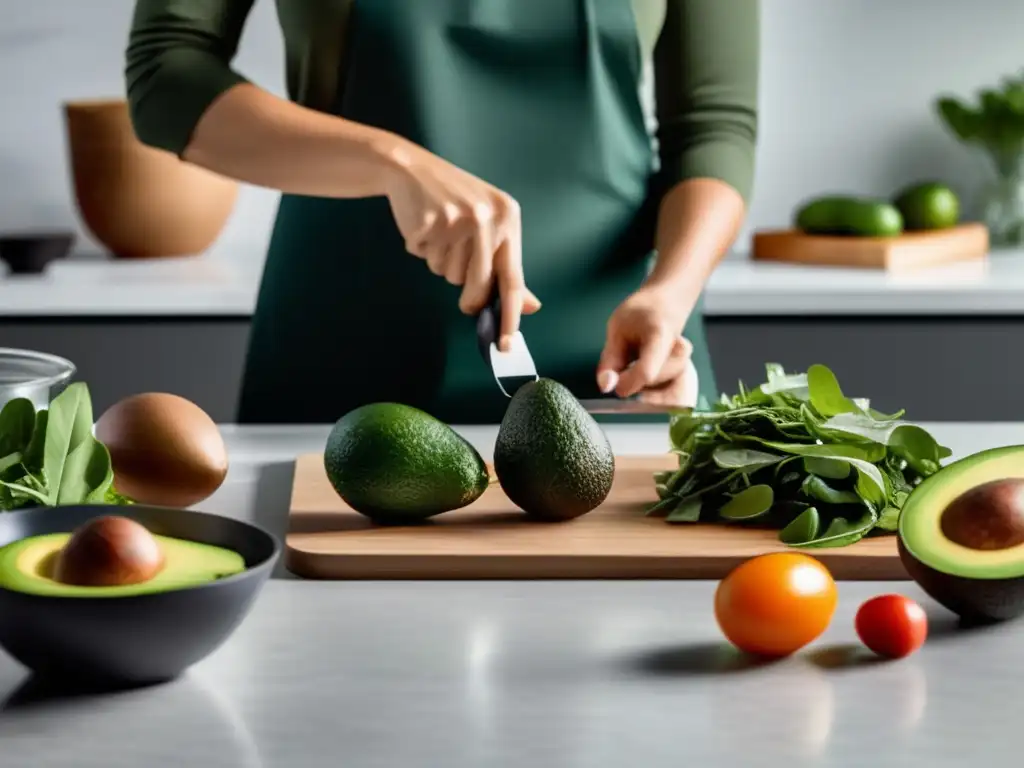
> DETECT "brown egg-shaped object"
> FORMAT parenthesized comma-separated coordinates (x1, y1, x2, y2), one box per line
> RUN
(54, 515, 164, 587)
(95, 392, 228, 508)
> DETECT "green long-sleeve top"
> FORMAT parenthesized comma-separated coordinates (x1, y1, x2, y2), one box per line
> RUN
(125, 0, 759, 201)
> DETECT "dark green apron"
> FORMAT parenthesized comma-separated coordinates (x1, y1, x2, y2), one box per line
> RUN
(237, 0, 717, 425)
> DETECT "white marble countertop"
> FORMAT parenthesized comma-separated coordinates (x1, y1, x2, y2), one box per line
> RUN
(3, 421, 1024, 767)
(3, 247, 1024, 318)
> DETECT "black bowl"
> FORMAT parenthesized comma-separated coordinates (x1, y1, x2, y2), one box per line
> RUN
(0, 504, 280, 686)
(0, 232, 75, 275)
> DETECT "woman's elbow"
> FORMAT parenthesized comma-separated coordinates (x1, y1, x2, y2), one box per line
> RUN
(123, 50, 178, 153)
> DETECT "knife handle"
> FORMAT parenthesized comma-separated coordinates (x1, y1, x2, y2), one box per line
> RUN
(475, 288, 502, 362)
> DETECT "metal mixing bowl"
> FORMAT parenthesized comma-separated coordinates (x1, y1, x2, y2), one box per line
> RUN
(0, 348, 76, 411)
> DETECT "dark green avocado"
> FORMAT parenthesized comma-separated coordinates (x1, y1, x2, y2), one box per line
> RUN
(324, 402, 489, 524)
(795, 195, 904, 237)
(493, 378, 615, 522)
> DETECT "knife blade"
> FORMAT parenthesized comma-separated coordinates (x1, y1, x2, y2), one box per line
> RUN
(475, 290, 538, 398)
(574, 398, 684, 414)
(579, 358, 700, 414)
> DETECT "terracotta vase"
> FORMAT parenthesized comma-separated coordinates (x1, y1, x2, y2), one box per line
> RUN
(63, 99, 239, 259)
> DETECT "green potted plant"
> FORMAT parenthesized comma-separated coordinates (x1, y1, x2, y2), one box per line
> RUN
(936, 70, 1024, 246)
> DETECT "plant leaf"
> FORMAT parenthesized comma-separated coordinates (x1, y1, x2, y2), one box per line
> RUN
(712, 446, 785, 472)
(22, 409, 48, 474)
(719, 485, 774, 521)
(795, 507, 878, 549)
(800, 474, 861, 505)
(779, 506, 820, 545)
(0, 398, 37, 457)
(807, 364, 859, 417)
(803, 456, 851, 480)
(0, 479, 49, 506)
(42, 382, 95, 505)
(759, 364, 809, 398)
(877, 506, 901, 531)
(56, 438, 114, 505)
(0, 452, 22, 475)
(666, 497, 702, 523)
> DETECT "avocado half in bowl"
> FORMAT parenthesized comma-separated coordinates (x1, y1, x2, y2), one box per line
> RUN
(0, 504, 280, 685)
(898, 444, 1024, 622)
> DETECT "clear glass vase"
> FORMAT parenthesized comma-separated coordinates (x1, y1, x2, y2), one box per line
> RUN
(980, 151, 1024, 247)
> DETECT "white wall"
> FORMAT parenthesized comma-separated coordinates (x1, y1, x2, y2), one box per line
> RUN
(0, 0, 1019, 261)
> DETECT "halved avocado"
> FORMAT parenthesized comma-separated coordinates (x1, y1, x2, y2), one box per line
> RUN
(898, 444, 1024, 621)
(0, 532, 245, 598)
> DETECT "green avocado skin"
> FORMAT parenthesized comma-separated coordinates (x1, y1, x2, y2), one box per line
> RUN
(323, 403, 489, 524)
(795, 196, 904, 237)
(493, 378, 615, 522)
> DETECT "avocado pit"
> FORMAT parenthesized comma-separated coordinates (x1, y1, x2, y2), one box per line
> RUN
(53, 515, 165, 587)
(940, 479, 1024, 551)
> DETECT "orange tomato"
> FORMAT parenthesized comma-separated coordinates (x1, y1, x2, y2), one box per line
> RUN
(855, 594, 928, 659)
(714, 552, 838, 657)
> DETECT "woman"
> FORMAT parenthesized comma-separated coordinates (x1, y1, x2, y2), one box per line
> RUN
(125, 0, 758, 424)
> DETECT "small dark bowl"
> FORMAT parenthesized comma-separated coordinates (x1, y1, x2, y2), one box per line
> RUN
(0, 232, 75, 275)
(0, 504, 280, 686)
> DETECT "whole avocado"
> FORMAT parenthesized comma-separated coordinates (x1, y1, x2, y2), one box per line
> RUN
(795, 195, 904, 237)
(324, 402, 489, 524)
(892, 181, 960, 231)
(493, 378, 615, 522)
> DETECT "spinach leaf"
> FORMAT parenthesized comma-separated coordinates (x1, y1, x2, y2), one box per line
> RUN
(666, 498, 702, 523)
(41, 383, 95, 506)
(800, 475, 860, 506)
(56, 439, 114, 505)
(0, 382, 132, 512)
(657, 363, 946, 549)
(803, 456, 850, 480)
(807, 364, 859, 417)
(0, 452, 21, 475)
(719, 485, 774, 521)
(712, 446, 785, 472)
(780, 506, 820, 545)
(796, 507, 878, 549)
(877, 506, 901, 532)
(22, 409, 48, 473)
(0, 398, 36, 457)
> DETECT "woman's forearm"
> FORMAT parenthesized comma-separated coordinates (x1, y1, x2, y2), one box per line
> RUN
(183, 83, 405, 199)
(645, 178, 746, 307)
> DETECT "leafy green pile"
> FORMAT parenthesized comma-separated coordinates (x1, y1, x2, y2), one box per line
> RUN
(0, 382, 132, 511)
(649, 364, 951, 548)
(936, 71, 1024, 164)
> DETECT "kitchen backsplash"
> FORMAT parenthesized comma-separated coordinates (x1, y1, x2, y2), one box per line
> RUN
(0, 0, 1018, 259)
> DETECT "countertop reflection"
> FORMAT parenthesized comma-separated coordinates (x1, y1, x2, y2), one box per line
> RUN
(0, 578, 1019, 767)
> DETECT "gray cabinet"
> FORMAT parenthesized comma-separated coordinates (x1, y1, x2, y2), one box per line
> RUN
(1, 315, 1014, 422)
(0, 319, 251, 422)
(706, 317, 1015, 422)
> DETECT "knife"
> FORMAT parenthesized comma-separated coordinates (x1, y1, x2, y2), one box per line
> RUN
(475, 290, 539, 398)
(475, 292, 690, 413)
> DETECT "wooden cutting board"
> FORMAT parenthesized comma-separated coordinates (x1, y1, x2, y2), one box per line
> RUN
(752, 222, 988, 271)
(285, 453, 905, 580)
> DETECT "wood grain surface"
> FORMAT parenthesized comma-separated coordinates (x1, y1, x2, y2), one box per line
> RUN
(286, 453, 906, 580)
(751, 223, 989, 271)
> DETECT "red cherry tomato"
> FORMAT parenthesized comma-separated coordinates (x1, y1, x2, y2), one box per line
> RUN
(855, 594, 928, 659)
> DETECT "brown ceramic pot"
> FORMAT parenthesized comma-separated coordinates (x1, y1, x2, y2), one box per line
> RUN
(63, 99, 239, 259)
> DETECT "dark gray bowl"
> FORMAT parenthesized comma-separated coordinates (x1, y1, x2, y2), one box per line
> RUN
(0, 232, 75, 274)
(0, 504, 280, 686)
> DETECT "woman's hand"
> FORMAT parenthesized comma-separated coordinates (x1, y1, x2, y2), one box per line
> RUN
(596, 285, 699, 407)
(383, 139, 541, 350)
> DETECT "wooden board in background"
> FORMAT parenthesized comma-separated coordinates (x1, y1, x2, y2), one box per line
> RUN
(285, 453, 905, 581)
(752, 223, 989, 271)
